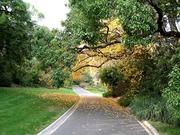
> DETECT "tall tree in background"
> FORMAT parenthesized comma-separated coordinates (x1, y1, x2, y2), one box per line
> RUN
(0, 0, 33, 86)
(31, 26, 76, 87)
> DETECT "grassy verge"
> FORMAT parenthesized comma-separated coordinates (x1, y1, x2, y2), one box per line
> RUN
(149, 121, 180, 135)
(85, 86, 106, 96)
(0, 87, 79, 135)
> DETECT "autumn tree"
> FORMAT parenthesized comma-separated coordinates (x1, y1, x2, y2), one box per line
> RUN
(61, 0, 179, 70)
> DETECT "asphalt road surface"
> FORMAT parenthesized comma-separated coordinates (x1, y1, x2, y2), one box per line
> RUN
(52, 86, 148, 135)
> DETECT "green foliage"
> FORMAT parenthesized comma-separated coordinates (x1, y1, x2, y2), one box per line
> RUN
(130, 93, 180, 127)
(128, 45, 180, 126)
(100, 66, 126, 96)
(163, 65, 180, 126)
(0, 69, 13, 86)
(63, 0, 179, 48)
(118, 93, 134, 107)
(130, 96, 169, 122)
(99, 45, 149, 97)
(117, 0, 156, 38)
(16, 58, 40, 86)
(118, 97, 131, 107)
(52, 68, 69, 88)
(150, 121, 180, 135)
(102, 91, 112, 97)
(65, 0, 117, 45)
(100, 66, 123, 86)
(139, 0, 180, 16)
(27, 26, 76, 88)
(0, 0, 33, 86)
(138, 45, 180, 96)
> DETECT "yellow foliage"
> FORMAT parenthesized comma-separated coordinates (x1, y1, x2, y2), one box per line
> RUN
(71, 71, 81, 81)
(39, 93, 79, 105)
(73, 18, 125, 72)
(117, 45, 151, 90)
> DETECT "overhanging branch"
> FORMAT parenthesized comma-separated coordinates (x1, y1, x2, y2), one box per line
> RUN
(77, 40, 121, 53)
(73, 59, 109, 72)
(146, 0, 180, 37)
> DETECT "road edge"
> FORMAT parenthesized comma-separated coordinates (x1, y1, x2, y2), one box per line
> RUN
(108, 97, 159, 135)
(37, 99, 81, 135)
(138, 120, 160, 135)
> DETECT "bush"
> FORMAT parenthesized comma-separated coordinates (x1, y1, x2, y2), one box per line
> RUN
(138, 44, 179, 96)
(0, 71, 13, 86)
(129, 96, 169, 122)
(103, 91, 112, 97)
(163, 65, 180, 126)
(52, 69, 69, 88)
(100, 66, 123, 87)
(100, 66, 126, 97)
(118, 93, 134, 107)
(72, 80, 80, 85)
(39, 69, 53, 88)
(15, 58, 40, 87)
(129, 45, 180, 126)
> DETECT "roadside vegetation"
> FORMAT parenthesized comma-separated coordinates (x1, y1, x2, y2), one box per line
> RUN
(0, 0, 179, 135)
(149, 121, 180, 135)
(0, 87, 79, 135)
(100, 44, 180, 127)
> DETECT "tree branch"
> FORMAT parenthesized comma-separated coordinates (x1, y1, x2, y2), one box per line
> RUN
(105, 25, 110, 43)
(146, 0, 180, 37)
(77, 40, 121, 53)
(73, 59, 109, 72)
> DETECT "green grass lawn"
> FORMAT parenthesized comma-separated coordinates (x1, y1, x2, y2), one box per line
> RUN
(85, 86, 106, 96)
(0, 87, 79, 135)
(149, 121, 180, 135)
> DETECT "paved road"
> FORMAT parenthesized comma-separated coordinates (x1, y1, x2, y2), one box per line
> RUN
(52, 86, 148, 135)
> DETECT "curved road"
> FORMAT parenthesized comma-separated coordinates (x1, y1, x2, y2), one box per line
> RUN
(52, 86, 148, 135)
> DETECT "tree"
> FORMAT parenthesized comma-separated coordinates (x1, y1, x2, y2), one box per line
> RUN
(163, 64, 180, 125)
(0, 0, 33, 86)
(138, 0, 180, 37)
(31, 26, 76, 87)
(62, 0, 179, 67)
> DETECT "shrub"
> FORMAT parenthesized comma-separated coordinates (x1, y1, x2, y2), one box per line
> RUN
(72, 80, 80, 85)
(0, 71, 13, 86)
(129, 96, 169, 122)
(138, 44, 179, 96)
(118, 93, 134, 107)
(100, 66, 126, 97)
(100, 66, 123, 87)
(163, 65, 180, 126)
(52, 69, 69, 88)
(103, 91, 112, 97)
(15, 58, 40, 87)
(39, 69, 53, 88)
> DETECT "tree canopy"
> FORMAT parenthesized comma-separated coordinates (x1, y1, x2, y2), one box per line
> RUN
(0, 0, 33, 86)
(63, 0, 179, 49)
